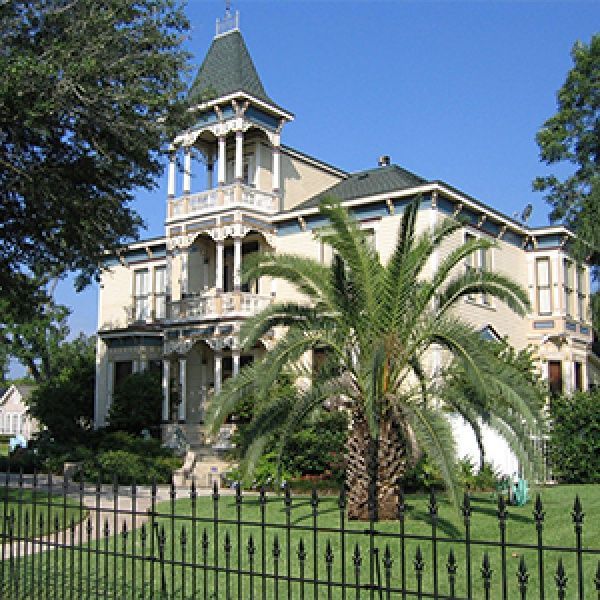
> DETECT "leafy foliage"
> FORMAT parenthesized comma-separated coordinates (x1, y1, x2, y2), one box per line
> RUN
(443, 342, 547, 471)
(533, 34, 600, 324)
(0, 0, 192, 309)
(0, 297, 71, 383)
(28, 334, 96, 443)
(548, 390, 600, 483)
(108, 369, 163, 434)
(228, 377, 348, 487)
(208, 198, 544, 516)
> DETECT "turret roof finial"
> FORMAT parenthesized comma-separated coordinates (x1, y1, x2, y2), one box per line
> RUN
(216, 1, 239, 37)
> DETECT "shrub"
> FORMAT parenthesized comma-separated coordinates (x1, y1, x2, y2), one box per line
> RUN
(283, 410, 348, 482)
(548, 390, 600, 483)
(107, 370, 163, 434)
(80, 450, 182, 485)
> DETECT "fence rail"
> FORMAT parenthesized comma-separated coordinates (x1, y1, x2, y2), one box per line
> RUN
(1, 470, 599, 599)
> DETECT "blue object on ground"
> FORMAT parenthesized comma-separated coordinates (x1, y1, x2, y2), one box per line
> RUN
(9, 434, 27, 452)
(513, 478, 529, 506)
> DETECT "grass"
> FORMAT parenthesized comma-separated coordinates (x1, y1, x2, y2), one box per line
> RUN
(0, 487, 86, 537)
(1, 484, 599, 599)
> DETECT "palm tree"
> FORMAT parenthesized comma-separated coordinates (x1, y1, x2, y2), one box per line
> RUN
(208, 199, 544, 520)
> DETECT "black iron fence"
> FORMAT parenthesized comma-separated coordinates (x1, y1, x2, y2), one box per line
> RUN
(1, 470, 600, 599)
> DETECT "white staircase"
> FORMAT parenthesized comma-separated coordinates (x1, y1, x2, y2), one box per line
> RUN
(169, 423, 236, 489)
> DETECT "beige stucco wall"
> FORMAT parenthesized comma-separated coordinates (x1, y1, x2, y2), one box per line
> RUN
(281, 152, 344, 211)
(98, 263, 133, 331)
(433, 219, 529, 350)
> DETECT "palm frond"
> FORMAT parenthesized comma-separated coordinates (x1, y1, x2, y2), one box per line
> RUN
(403, 402, 460, 507)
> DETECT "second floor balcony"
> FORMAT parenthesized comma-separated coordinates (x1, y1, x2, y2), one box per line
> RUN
(167, 184, 278, 221)
(168, 291, 272, 322)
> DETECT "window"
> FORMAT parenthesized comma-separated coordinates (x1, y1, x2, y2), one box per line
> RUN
(479, 245, 491, 305)
(362, 228, 376, 252)
(465, 233, 477, 300)
(563, 259, 574, 317)
(134, 269, 150, 321)
(548, 361, 563, 396)
(465, 232, 491, 304)
(536, 258, 552, 315)
(154, 267, 166, 320)
(577, 267, 586, 320)
(114, 361, 133, 390)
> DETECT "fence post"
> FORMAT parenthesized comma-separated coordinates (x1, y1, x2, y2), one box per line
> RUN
(429, 489, 438, 598)
(339, 485, 347, 600)
(572, 495, 585, 600)
(533, 493, 545, 600)
(462, 492, 472, 599)
(497, 494, 508, 600)
(353, 543, 362, 600)
(213, 481, 220, 600)
(398, 488, 406, 600)
(517, 555, 529, 600)
(414, 545, 424, 600)
(447, 548, 457, 600)
(481, 552, 492, 600)
(554, 558, 567, 599)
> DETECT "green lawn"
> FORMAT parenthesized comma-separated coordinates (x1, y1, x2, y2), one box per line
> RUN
(0, 486, 85, 537)
(1, 484, 599, 599)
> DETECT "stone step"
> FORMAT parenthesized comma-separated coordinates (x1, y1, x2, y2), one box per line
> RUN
(173, 446, 235, 489)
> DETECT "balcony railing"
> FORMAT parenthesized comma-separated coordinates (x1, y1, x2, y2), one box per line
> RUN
(168, 184, 278, 220)
(169, 292, 272, 321)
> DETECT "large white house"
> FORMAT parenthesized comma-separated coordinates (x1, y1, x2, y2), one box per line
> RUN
(95, 12, 598, 483)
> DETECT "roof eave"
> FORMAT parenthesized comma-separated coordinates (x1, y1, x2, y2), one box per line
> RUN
(190, 91, 294, 122)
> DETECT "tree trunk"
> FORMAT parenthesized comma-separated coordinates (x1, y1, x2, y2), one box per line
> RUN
(346, 412, 409, 520)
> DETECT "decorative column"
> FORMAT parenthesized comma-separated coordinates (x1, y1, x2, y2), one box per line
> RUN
(214, 351, 222, 394)
(218, 135, 226, 185)
(254, 140, 261, 188)
(178, 357, 187, 422)
(233, 236, 242, 292)
(183, 146, 192, 194)
(272, 143, 281, 193)
(235, 129, 244, 182)
(162, 359, 170, 422)
(233, 349, 241, 377)
(216, 239, 224, 292)
(207, 157, 214, 190)
(180, 246, 189, 297)
(168, 150, 176, 197)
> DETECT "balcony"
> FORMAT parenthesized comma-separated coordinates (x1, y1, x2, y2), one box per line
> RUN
(167, 184, 278, 221)
(169, 292, 272, 321)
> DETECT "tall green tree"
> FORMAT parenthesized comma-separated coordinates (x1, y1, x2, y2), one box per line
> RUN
(0, 0, 192, 313)
(0, 297, 71, 383)
(208, 199, 544, 520)
(28, 333, 96, 442)
(533, 34, 600, 323)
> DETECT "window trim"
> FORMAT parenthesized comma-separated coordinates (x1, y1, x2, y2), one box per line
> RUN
(535, 257, 552, 316)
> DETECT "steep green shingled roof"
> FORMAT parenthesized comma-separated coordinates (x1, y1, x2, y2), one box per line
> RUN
(188, 30, 272, 106)
(289, 165, 427, 212)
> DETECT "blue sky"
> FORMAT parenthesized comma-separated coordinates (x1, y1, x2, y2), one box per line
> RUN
(11, 1, 598, 377)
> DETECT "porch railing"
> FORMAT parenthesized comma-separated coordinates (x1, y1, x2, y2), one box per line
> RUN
(168, 184, 278, 219)
(169, 292, 272, 321)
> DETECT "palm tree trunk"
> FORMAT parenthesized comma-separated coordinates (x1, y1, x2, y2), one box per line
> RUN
(346, 412, 409, 520)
